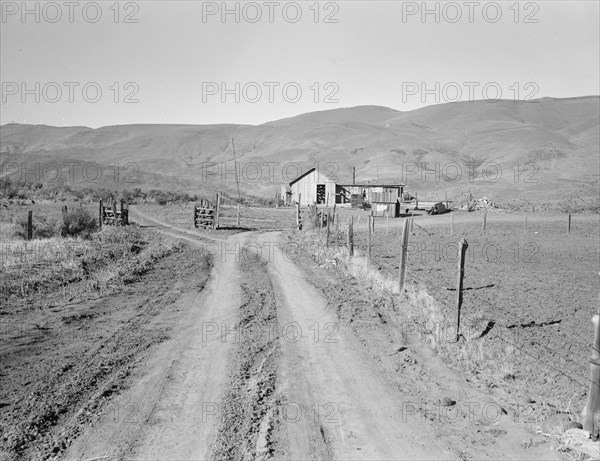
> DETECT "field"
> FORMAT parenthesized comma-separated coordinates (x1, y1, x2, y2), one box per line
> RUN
(297, 208, 599, 422)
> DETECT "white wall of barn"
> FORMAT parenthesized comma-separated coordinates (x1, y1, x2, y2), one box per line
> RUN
(290, 170, 336, 206)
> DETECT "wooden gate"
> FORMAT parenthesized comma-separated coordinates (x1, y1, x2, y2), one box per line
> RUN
(194, 199, 217, 229)
(99, 200, 129, 227)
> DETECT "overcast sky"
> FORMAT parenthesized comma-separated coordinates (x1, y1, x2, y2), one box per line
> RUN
(1, 1, 599, 127)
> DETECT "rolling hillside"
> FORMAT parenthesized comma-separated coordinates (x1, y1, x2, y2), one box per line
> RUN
(1, 96, 598, 209)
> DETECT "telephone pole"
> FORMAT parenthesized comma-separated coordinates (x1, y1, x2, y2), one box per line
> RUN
(232, 138, 241, 203)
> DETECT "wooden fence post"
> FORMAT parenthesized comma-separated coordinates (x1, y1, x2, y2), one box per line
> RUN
(214, 193, 220, 230)
(456, 239, 469, 341)
(450, 212, 454, 236)
(275, 190, 279, 208)
(568, 214, 571, 234)
(347, 217, 354, 257)
(121, 201, 128, 225)
(482, 211, 487, 235)
(524, 213, 527, 230)
(326, 212, 331, 248)
(335, 218, 339, 251)
(236, 204, 240, 227)
(415, 192, 418, 210)
(99, 200, 103, 228)
(398, 218, 410, 293)
(296, 203, 302, 230)
(371, 212, 375, 234)
(582, 314, 600, 438)
(367, 216, 372, 261)
(62, 205, 68, 220)
(445, 192, 448, 209)
(318, 210, 323, 237)
(27, 211, 33, 240)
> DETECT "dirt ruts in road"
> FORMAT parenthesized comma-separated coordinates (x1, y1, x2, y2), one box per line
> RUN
(210, 254, 281, 461)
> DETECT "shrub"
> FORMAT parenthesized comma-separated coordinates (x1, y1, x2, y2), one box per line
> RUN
(59, 208, 98, 238)
(12, 214, 60, 239)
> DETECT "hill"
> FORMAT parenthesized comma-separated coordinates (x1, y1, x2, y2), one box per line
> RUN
(1, 96, 598, 210)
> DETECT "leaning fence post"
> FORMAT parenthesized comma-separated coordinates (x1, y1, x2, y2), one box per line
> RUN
(456, 239, 469, 341)
(27, 210, 33, 240)
(582, 314, 600, 438)
(398, 218, 410, 293)
(214, 193, 220, 230)
(347, 217, 354, 257)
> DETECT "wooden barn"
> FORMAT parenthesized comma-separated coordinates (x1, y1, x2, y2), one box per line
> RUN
(289, 167, 336, 206)
(287, 167, 404, 217)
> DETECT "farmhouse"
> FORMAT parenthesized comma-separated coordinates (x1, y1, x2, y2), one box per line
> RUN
(284, 167, 405, 217)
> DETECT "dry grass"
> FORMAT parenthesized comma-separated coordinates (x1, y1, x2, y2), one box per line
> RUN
(1, 226, 183, 311)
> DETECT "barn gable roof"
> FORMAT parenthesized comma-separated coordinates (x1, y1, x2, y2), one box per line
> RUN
(289, 167, 336, 186)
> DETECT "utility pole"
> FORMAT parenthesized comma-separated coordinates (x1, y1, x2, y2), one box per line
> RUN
(232, 138, 241, 203)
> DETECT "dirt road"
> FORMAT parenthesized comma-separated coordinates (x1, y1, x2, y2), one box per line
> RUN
(261, 231, 454, 460)
(59, 207, 559, 460)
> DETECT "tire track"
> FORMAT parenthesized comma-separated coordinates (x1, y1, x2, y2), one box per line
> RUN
(210, 254, 281, 461)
